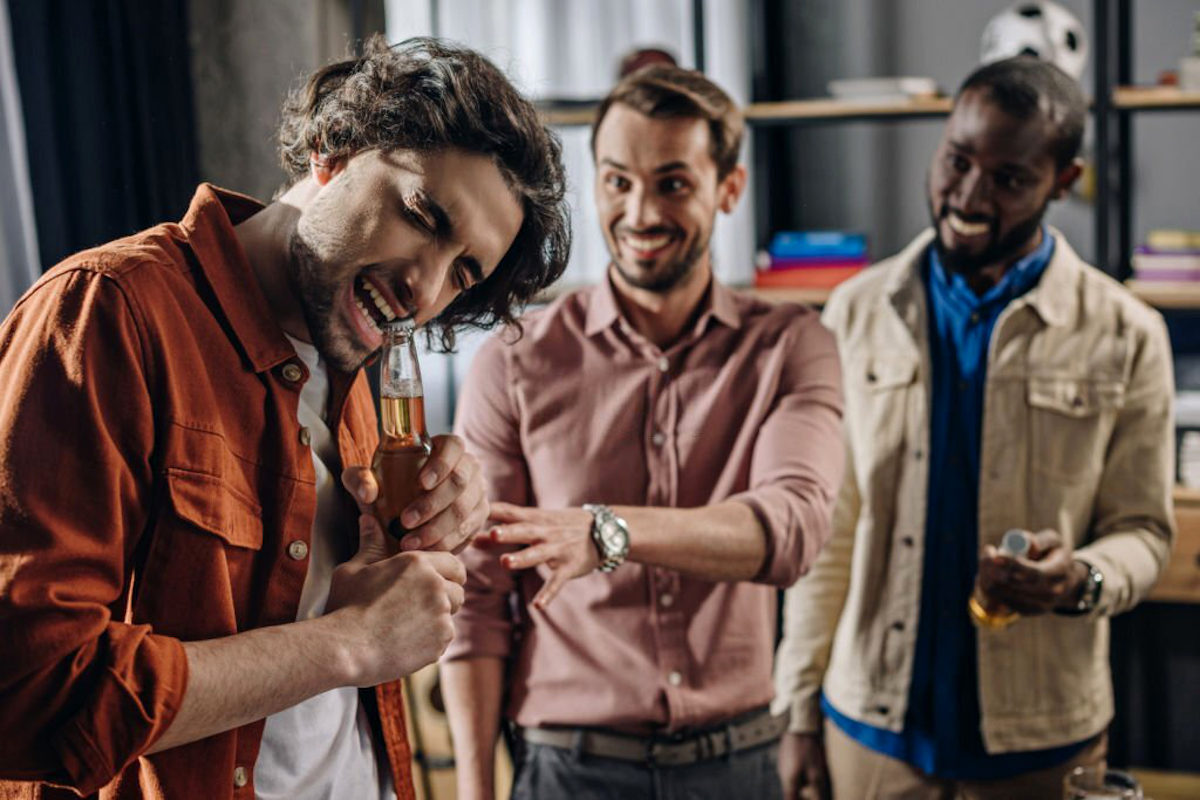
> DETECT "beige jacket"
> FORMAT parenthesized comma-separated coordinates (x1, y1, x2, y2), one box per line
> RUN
(773, 229, 1175, 753)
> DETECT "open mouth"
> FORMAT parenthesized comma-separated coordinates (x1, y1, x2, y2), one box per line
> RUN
(351, 274, 408, 336)
(620, 230, 677, 260)
(945, 212, 991, 238)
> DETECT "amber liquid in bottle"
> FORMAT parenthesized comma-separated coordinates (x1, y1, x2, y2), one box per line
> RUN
(371, 321, 431, 549)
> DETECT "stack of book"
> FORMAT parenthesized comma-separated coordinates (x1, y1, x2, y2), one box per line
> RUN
(754, 231, 869, 289)
(1131, 229, 1200, 282)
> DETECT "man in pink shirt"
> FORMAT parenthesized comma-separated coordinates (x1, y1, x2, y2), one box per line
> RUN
(440, 65, 845, 799)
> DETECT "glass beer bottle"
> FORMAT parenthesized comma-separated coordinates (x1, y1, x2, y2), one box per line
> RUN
(372, 319, 432, 548)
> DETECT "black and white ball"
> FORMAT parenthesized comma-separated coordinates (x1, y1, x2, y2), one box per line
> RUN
(981, 1, 1088, 81)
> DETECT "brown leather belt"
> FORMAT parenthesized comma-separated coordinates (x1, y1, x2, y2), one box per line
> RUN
(519, 708, 788, 767)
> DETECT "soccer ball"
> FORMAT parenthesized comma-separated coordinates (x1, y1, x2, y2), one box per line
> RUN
(980, 1, 1089, 81)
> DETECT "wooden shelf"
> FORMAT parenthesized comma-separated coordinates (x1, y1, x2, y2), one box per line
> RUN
(539, 96, 954, 127)
(1125, 281, 1200, 309)
(746, 96, 952, 123)
(747, 282, 1200, 311)
(1112, 86, 1200, 110)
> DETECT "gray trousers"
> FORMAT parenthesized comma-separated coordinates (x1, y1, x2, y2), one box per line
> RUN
(510, 740, 783, 800)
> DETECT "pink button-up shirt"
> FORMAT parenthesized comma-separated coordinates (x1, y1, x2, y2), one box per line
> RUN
(444, 277, 843, 733)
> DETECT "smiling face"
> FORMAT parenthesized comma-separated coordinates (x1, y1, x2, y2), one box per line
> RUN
(288, 148, 524, 371)
(593, 103, 744, 295)
(927, 87, 1079, 277)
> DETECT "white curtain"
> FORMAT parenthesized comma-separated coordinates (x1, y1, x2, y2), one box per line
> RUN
(0, 1, 40, 314)
(382, 0, 755, 433)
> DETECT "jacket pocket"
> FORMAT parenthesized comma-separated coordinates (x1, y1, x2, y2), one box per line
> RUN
(165, 467, 263, 550)
(1027, 376, 1124, 481)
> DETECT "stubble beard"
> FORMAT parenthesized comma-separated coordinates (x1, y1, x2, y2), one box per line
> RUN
(287, 231, 365, 373)
(609, 228, 711, 294)
(928, 196, 1049, 277)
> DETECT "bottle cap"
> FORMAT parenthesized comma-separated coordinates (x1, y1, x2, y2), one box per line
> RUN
(999, 529, 1031, 559)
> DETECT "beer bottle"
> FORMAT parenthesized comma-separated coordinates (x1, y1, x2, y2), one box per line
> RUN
(372, 319, 432, 548)
(967, 529, 1028, 630)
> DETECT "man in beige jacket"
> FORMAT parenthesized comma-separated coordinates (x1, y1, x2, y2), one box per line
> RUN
(773, 57, 1174, 799)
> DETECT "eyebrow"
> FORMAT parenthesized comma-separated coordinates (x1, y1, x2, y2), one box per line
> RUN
(947, 140, 1036, 174)
(599, 157, 697, 176)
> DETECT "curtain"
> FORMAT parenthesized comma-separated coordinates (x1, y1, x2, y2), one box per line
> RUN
(6, 0, 199, 270)
(0, 0, 38, 314)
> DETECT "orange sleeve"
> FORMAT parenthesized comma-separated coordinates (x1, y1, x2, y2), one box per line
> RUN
(0, 268, 187, 793)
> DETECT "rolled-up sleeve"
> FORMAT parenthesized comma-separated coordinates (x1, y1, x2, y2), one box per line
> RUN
(0, 270, 187, 793)
(728, 312, 845, 587)
(442, 334, 530, 662)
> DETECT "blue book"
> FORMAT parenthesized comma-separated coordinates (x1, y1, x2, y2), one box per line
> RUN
(769, 231, 868, 259)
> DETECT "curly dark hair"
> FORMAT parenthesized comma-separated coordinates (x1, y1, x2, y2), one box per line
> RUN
(278, 35, 570, 350)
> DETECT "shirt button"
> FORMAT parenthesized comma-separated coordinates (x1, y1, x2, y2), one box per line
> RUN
(651, 431, 666, 447)
(660, 593, 674, 608)
(657, 356, 670, 373)
(233, 766, 248, 788)
(287, 540, 309, 560)
(957, 380, 968, 392)
(298, 427, 312, 447)
(281, 363, 304, 383)
(667, 670, 683, 687)
(969, 312, 980, 324)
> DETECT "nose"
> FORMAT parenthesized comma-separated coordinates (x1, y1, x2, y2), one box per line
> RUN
(405, 242, 460, 318)
(626, 185, 663, 229)
(955, 167, 990, 217)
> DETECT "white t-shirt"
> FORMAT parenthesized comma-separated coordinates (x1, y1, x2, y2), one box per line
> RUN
(253, 336, 395, 800)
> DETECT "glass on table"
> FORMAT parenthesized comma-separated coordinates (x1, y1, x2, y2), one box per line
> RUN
(1063, 765, 1143, 799)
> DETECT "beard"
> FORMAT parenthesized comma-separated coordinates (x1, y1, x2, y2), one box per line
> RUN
(286, 231, 366, 373)
(609, 226, 710, 293)
(928, 197, 1048, 277)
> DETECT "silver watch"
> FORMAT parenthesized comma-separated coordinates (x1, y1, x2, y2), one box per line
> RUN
(583, 503, 629, 573)
(1057, 560, 1104, 616)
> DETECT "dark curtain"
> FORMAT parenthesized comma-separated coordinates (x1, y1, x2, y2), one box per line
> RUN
(6, 0, 199, 270)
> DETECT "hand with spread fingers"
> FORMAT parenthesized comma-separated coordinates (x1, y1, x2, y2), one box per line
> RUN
(342, 433, 488, 555)
(481, 502, 598, 608)
(976, 529, 1088, 615)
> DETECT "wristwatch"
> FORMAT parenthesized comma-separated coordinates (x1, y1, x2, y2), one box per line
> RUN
(582, 503, 630, 573)
(1057, 560, 1104, 616)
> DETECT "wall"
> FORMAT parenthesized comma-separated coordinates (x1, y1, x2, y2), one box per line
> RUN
(188, 0, 385, 202)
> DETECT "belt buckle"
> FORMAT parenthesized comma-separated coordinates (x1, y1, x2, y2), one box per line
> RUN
(645, 739, 664, 767)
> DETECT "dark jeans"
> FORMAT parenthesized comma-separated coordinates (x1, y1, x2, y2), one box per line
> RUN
(510, 740, 783, 800)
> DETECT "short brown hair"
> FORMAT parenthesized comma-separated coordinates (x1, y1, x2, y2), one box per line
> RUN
(590, 65, 744, 180)
(278, 35, 570, 351)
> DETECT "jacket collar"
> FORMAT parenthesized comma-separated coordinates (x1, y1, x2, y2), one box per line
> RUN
(178, 183, 300, 374)
(887, 225, 1085, 335)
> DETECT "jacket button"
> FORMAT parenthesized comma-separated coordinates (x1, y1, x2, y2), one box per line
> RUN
(891, 621, 905, 631)
(298, 427, 312, 447)
(287, 540, 309, 560)
(875, 705, 890, 715)
(866, 371, 877, 383)
(281, 363, 304, 383)
(901, 536, 915, 547)
(233, 765, 248, 788)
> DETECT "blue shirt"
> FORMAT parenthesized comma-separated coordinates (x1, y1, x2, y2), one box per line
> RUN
(824, 229, 1087, 779)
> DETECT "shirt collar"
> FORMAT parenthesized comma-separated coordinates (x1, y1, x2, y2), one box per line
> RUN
(583, 268, 742, 339)
(928, 225, 1055, 312)
(178, 183, 299, 374)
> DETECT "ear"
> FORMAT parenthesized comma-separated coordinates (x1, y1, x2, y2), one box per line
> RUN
(717, 164, 748, 215)
(309, 152, 347, 186)
(1050, 158, 1084, 200)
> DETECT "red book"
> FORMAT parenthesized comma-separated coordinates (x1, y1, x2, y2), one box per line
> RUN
(753, 265, 864, 288)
